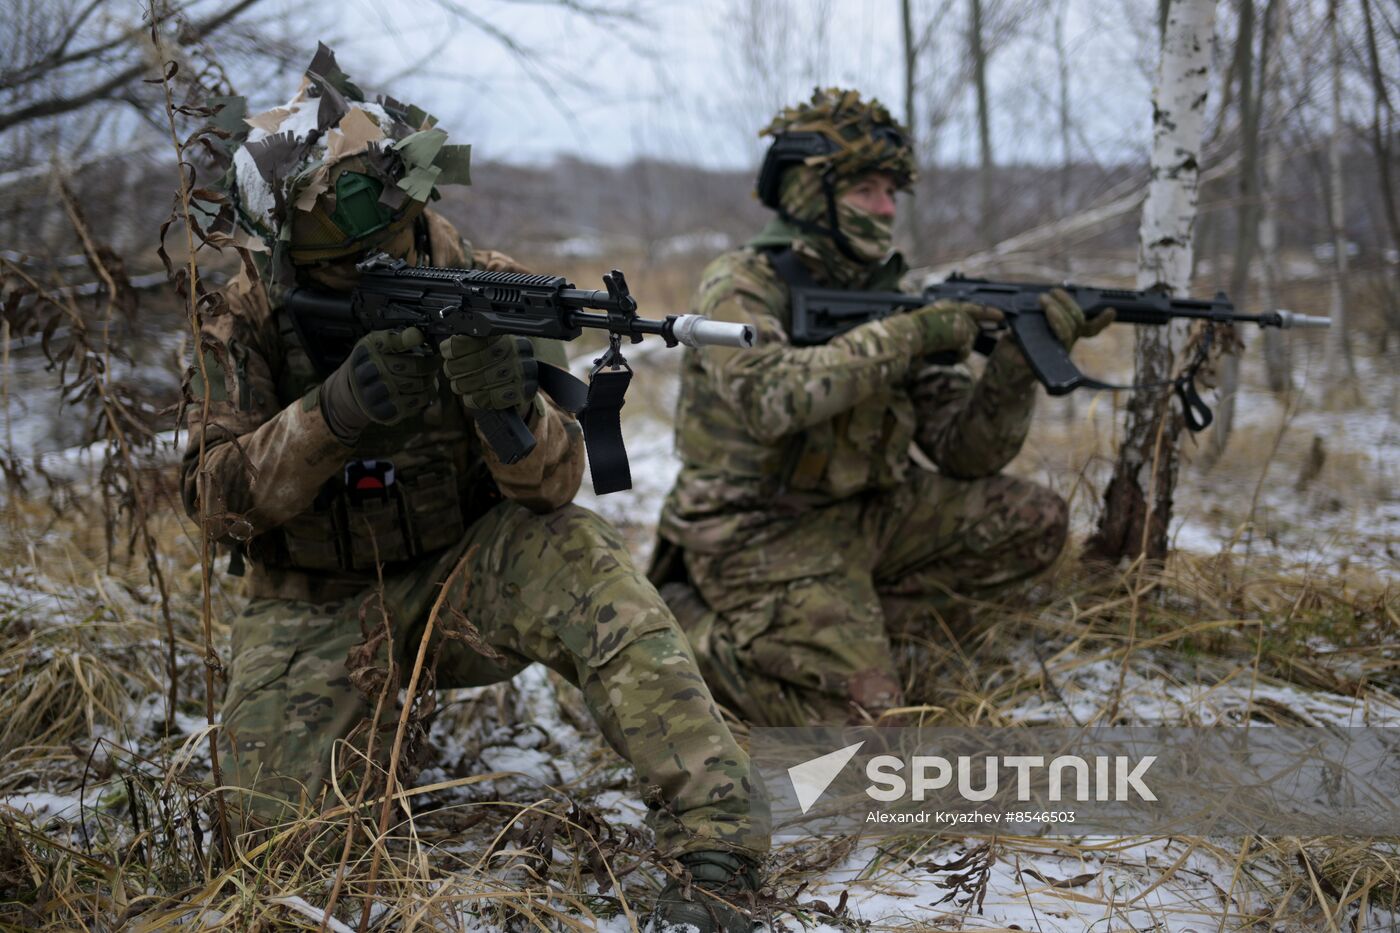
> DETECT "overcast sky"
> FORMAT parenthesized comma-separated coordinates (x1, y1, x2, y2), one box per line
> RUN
(244, 0, 1174, 172)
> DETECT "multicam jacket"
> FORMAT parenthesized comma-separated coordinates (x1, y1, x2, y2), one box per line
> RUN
(659, 235, 1041, 553)
(181, 210, 585, 601)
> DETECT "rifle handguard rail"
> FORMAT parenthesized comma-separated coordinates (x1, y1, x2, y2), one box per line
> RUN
(781, 269, 1332, 433)
(285, 254, 758, 492)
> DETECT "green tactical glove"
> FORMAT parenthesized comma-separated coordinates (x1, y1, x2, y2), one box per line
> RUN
(320, 327, 439, 443)
(1041, 287, 1115, 348)
(903, 299, 1004, 360)
(440, 334, 539, 415)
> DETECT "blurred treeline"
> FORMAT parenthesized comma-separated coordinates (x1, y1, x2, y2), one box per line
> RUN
(3, 146, 1396, 288)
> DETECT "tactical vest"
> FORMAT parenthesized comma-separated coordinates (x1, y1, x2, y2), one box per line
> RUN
(663, 246, 920, 554)
(245, 222, 502, 574)
(764, 248, 914, 501)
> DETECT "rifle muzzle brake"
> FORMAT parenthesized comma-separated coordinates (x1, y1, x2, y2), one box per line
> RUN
(1270, 310, 1332, 329)
(669, 315, 758, 349)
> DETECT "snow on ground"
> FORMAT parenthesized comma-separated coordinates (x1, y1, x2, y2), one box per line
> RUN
(439, 345, 1400, 928)
(1168, 354, 1400, 574)
(400, 635, 1400, 930)
(1002, 644, 1400, 728)
(790, 837, 1278, 932)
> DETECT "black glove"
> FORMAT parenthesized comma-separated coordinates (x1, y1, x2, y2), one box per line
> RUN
(440, 334, 539, 416)
(320, 327, 439, 443)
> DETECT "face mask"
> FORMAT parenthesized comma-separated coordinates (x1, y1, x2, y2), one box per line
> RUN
(835, 198, 894, 264)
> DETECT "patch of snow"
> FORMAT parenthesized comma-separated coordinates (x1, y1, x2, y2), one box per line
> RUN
(1002, 641, 1400, 728)
(782, 834, 1395, 932)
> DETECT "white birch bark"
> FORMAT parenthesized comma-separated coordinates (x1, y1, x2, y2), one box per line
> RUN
(1136, 0, 1216, 298)
(1089, 0, 1218, 562)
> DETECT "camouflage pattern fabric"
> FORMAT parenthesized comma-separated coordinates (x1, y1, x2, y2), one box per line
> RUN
(657, 89, 1066, 723)
(658, 245, 1043, 551)
(673, 467, 1067, 725)
(760, 87, 915, 190)
(182, 210, 584, 601)
(207, 43, 474, 280)
(656, 240, 1066, 724)
(186, 205, 767, 857)
(225, 501, 766, 857)
(775, 166, 895, 275)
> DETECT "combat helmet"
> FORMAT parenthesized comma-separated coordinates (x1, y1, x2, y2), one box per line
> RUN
(208, 43, 472, 285)
(755, 88, 915, 263)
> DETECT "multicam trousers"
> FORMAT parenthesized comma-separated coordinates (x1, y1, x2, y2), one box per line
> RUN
(679, 469, 1067, 726)
(222, 502, 766, 857)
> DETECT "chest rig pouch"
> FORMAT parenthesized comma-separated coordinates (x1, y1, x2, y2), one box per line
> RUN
(259, 306, 497, 573)
(766, 249, 915, 500)
(274, 449, 489, 571)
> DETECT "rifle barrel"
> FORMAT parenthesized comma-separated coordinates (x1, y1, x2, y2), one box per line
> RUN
(567, 310, 756, 348)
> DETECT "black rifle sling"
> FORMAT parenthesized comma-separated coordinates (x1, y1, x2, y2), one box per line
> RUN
(1057, 326, 1216, 431)
(767, 247, 821, 292)
(579, 338, 634, 494)
(532, 359, 634, 493)
(537, 362, 589, 413)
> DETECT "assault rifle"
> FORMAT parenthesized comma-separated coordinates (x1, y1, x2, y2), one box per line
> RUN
(284, 254, 756, 494)
(789, 273, 1329, 431)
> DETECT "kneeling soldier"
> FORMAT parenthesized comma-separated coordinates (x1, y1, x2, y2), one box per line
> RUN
(652, 88, 1109, 726)
(182, 47, 765, 932)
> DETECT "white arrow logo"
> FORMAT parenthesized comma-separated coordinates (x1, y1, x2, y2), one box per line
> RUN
(788, 742, 865, 814)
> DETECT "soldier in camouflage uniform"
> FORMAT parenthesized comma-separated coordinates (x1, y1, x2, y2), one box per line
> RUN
(183, 46, 763, 932)
(651, 88, 1112, 727)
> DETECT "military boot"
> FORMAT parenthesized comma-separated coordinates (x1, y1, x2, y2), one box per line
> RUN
(650, 849, 761, 933)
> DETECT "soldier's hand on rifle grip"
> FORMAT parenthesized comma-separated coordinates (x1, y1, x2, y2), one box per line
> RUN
(1041, 287, 1114, 349)
(320, 326, 440, 443)
(906, 300, 1003, 361)
(441, 334, 540, 418)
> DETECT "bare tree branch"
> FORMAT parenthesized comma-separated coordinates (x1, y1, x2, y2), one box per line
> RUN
(0, 0, 263, 134)
(0, 0, 173, 91)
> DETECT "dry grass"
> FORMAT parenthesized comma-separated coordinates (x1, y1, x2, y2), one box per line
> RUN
(1, 471, 1396, 930)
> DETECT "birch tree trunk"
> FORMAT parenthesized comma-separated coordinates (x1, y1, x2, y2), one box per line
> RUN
(901, 0, 924, 258)
(1207, 0, 1263, 465)
(1324, 0, 1357, 386)
(1259, 0, 1291, 393)
(1087, 0, 1218, 563)
(970, 0, 995, 246)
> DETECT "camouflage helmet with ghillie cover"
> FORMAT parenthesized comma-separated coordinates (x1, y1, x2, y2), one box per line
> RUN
(755, 87, 914, 263)
(208, 43, 472, 283)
